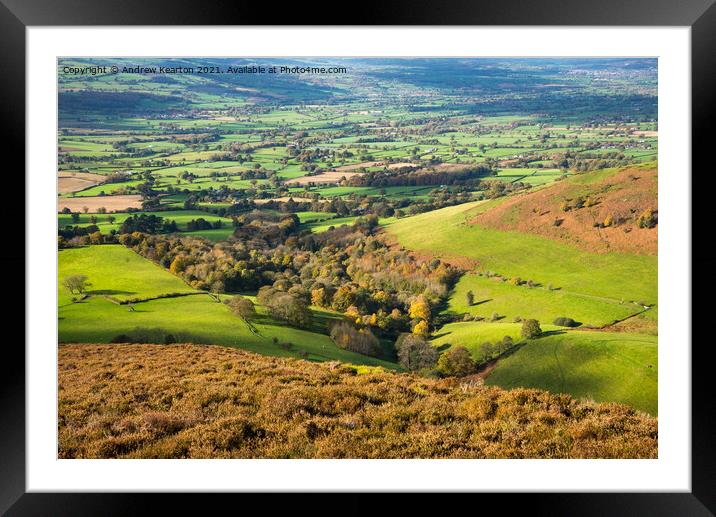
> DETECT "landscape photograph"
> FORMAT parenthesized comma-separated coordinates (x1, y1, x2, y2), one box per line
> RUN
(57, 57, 658, 459)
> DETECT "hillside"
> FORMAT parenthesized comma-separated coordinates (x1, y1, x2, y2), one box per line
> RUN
(383, 198, 657, 308)
(58, 344, 658, 459)
(485, 330, 658, 415)
(471, 164, 658, 255)
(58, 245, 397, 369)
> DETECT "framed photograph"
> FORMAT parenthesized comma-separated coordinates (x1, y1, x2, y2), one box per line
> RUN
(3, 0, 712, 513)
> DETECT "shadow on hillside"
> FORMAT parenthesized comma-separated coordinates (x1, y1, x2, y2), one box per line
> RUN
(88, 289, 137, 296)
(538, 330, 568, 338)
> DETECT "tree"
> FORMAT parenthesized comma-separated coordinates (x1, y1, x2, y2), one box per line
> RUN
(412, 319, 429, 338)
(395, 333, 438, 371)
(62, 274, 90, 295)
(436, 346, 476, 377)
(521, 319, 542, 339)
(465, 290, 475, 306)
(225, 295, 256, 320)
(409, 297, 431, 322)
(479, 342, 495, 362)
(330, 321, 382, 357)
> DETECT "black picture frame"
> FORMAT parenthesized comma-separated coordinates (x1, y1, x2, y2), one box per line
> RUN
(2, 1, 710, 514)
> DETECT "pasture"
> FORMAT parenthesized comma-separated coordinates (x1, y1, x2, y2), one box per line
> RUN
(486, 331, 658, 415)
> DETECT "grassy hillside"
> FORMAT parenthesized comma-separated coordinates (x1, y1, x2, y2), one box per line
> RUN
(59, 245, 194, 303)
(485, 331, 658, 415)
(383, 200, 657, 306)
(432, 321, 561, 354)
(58, 245, 397, 369)
(58, 343, 658, 459)
(448, 273, 646, 327)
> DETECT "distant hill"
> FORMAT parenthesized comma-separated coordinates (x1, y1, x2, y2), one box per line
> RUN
(58, 343, 657, 459)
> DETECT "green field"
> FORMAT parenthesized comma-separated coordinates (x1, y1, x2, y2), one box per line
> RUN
(59, 245, 194, 304)
(486, 331, 658, 415)
(448, 273, 645, 327)
(58, 245, 397, 369)
(302, 215, 360, 233)
(432, 321, 559, 353)
(59, 210, 235, 241)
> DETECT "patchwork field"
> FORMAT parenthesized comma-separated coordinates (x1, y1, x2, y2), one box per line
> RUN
(287, 170, 364, 186)
(59, 210, 235, 241)
(58, 194, 143, 213)
(58, 171, 104, 194)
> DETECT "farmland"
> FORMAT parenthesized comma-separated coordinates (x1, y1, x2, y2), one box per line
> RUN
(56, 57, 659, 457)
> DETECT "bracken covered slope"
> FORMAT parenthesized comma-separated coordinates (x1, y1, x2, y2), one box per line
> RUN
(471, 165, 658, 255)
(59, 344, 658, 459)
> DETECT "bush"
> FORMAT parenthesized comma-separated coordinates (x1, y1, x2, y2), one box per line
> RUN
(436, 346, 476, 377)
(553, 317, 578, 327)
(637, 208, 657, 229)
(521, 319, 542, 339)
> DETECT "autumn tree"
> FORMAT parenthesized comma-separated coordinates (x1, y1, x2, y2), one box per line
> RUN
(330, 321, 382, 357)
(412, 319, 429, 338)
(409, 296, 431, 322)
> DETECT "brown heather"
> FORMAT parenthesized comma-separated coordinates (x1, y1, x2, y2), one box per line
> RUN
(58, 344, 657, 459)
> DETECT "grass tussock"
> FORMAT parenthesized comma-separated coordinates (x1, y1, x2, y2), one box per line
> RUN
(59, 343, 657, 459)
